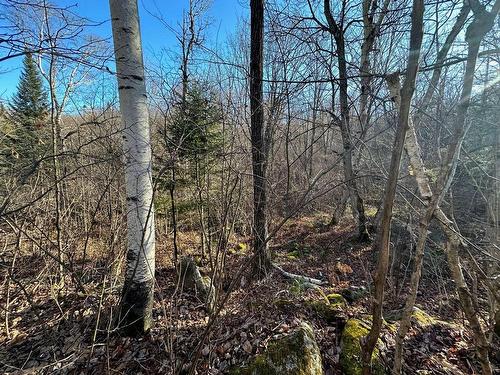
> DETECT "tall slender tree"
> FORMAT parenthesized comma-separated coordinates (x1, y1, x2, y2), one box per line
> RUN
(322, 0, 370, 242)
(361, 0, 425, 372)
(109, 0, 156, 336)
(250, 0, 270, 277)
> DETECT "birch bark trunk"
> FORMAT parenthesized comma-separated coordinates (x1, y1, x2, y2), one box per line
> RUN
(109, 0, 156, 336)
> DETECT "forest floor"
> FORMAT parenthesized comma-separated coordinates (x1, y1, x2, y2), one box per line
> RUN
(1, 212, 498, 374)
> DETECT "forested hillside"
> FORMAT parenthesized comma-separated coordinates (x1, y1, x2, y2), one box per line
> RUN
(0, 0, 499, 374)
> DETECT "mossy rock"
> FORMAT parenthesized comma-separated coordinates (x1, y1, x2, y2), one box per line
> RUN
(230, 322, 323, 375)
(385, 307, 448, 329)
(340, 319, 384, 375)
(340, 286, 368, 303)
(326, 293, 346, 306)
(200, 276, 212, 292)
(411, 307, 438, 327)
(306, 294, 346, 323)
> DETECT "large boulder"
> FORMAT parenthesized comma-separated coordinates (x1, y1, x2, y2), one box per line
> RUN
(340, 318, 384, 375)
(231, 322, 323, 375)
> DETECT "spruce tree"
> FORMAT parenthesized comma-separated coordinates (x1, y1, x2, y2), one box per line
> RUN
(170, 84, 222, 162)
(9, 53, 48, 167)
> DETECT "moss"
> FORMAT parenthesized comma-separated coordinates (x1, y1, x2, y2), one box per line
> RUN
(326, 293, 346, 306)
(306, 294, 346, 323)
(386, 321, 398, 334)
(200, 276, 215, 312)
(340, 319, 384, 375)
(231, 322, 323, 375)
(364, 206, 378, 218)
(286, 242, 311, 259)
(412, 307, 457, 329)
(411, 307, 438, 327)
(386, 307, 451, 331)
(426, 167, 439, 183)
(289, 280, 307, 296)
(229, 243, 248, 255)
(201, 276, 212, 290)
(274, 298, 294, 309)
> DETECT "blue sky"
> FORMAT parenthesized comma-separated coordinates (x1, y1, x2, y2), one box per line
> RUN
(0, 0, 247, 100)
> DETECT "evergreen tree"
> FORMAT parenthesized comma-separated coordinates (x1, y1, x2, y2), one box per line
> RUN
(10, 53, 48, 127)
(162, 83, 223, 262)
(169, 84, 222, 162)
(9, 53, 48, 168)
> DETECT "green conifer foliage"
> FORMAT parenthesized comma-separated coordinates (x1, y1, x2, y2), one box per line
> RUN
(9, 53, 48, 168)
(170, 84, 222, 162)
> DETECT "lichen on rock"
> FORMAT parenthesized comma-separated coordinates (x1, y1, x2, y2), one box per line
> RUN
(230, 321, 323, 375)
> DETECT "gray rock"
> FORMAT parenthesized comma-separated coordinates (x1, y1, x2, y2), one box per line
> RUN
(178, 256, 216, 312)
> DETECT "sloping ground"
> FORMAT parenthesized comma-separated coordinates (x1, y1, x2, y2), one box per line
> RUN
(0, 214, 497, 374)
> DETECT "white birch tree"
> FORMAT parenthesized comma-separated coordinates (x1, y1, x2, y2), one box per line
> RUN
(109, 0, 156, 336)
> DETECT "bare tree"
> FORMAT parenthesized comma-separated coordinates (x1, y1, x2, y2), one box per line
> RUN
(388, 2, 499, 372)
(321, 0, 370, 241)
(359, 0, 390, 132)
(361, 0, 425, 372)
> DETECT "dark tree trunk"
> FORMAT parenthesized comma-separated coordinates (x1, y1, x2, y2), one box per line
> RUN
(324, 0, 369, 242)
(250, 0, 270, 277)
